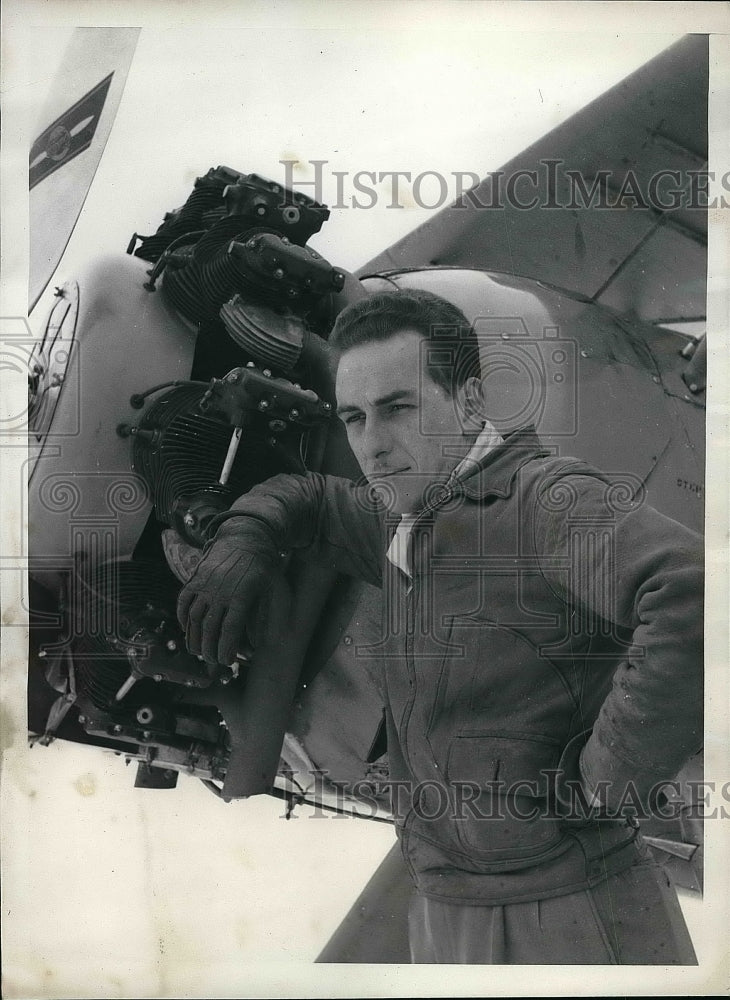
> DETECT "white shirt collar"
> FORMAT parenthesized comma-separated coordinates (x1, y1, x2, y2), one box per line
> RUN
(447, 420, 503, 486)
(385, 422, 503, 582)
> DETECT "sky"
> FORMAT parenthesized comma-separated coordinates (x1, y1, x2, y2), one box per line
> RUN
(1, 3, 729, 998)
(15, 17, 699, 286)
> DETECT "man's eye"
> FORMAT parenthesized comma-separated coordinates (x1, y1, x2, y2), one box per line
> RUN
(389, 403, 412, 414)
(344, 413, 364, 426)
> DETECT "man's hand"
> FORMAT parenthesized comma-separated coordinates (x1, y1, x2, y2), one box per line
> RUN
(176, 531, 280, 666)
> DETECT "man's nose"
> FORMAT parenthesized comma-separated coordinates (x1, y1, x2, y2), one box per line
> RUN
(360, 417, 392, 462)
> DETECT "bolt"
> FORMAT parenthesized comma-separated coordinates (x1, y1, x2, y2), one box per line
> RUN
(258, 399, 270, 411)
(38, 649, 47, 658)
(343, 635, 353, 646)
(142, 730, 152, 740)
(289, 408, 300, 420)
(323, 402, 332, 411)
(78, 715, 86, 724)
(689, 382, 699, 392)
(183, 513, 196, 527)
(256, 206, 266, 215)
(273, 268, 284, 280)
(166, 640, 177, 652)
(580, 350, 589, 358)
(153, 674, 163, 682)
(220, 674, 231, 685)
(185, 679, 195, 687)
(262, 369, 272, 377)
(501, 332, 510, 340)
(113, 724, 123, 734)
(652, 375, 660, 384)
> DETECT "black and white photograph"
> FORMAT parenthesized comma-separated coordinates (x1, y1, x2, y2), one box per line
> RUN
(1, 2, 728, 996)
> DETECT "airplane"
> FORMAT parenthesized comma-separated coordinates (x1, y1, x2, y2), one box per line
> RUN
(15, 28, 709, 970)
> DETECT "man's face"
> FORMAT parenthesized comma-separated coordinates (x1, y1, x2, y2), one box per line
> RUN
(335, 329, 470, 514)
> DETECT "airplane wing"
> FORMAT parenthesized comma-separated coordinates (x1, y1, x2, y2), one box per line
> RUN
(29, 27, 140, 311)
(358, 34, 707, 336)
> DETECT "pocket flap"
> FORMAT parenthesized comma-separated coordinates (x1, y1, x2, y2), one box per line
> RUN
(447, 732, 561, 797)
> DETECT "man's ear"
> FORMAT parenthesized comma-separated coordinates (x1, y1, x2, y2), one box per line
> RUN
(456, 377, 488, 429)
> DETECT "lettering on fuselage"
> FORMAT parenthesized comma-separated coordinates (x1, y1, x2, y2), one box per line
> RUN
(677, 478, 703, 497)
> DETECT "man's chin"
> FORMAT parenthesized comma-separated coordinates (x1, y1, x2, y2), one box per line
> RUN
(368, 475, 425, 515)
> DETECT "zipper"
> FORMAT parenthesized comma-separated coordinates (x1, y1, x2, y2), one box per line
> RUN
(390, 443, 539, 801)
(399, 575, 416, 772)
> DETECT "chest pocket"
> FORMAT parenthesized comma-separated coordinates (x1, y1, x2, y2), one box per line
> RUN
(425, 616, 574, 750)
(445, 731, 567, 865)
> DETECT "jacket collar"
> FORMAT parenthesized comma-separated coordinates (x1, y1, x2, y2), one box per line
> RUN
(454, 425, 549, 501)
(377, 425, 549, 538)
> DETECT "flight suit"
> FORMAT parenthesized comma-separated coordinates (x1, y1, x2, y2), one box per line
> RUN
(206, 426, 703, 963)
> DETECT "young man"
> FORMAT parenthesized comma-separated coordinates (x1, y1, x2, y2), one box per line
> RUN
(178, 289, 703, 964)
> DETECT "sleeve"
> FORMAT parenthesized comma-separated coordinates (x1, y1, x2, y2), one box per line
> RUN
(207, 471, 385, 588)
(531, 464, 704, 814)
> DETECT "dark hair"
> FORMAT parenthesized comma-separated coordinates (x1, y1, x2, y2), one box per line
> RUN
(329, 288, 481, 396)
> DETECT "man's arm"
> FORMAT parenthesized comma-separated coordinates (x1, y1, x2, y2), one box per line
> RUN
(177, 472, 384, 665)
(532, 465, 704, 814)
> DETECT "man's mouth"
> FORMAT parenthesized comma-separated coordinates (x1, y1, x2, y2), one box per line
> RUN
(370, 467, 410, 479)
